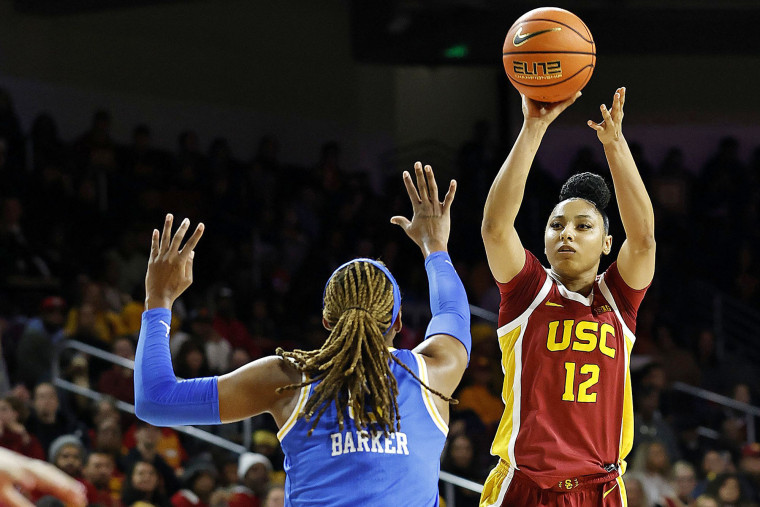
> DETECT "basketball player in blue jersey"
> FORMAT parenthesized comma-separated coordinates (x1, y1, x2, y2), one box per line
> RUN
(134, 162, 471, 506)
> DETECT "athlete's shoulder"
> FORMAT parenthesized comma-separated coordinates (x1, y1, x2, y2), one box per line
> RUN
(497, 250, 550, 326)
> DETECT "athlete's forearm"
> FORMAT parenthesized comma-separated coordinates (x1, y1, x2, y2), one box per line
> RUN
(482, 122, 545, 236)
(604, 135, 655, 248)
(424, 251, 471, 360)
(134, 308, 221, 426)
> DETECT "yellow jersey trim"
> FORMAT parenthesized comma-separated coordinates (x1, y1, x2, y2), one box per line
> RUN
(277, 373, 311, 441)
(414, 353, 448, 436)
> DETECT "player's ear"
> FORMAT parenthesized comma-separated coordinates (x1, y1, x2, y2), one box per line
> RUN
(602, 234, 612, 256)
(322, 317, 332, 331)
(392, 311, 403, 333)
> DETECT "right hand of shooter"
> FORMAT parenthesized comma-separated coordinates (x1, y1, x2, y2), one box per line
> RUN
(522, 90, 582, 129)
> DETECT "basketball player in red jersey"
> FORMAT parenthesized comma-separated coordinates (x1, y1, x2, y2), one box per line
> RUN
(478, 87, 655, 506)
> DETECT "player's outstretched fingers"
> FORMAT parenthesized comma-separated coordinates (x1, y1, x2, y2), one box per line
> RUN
(179, 223, 205, 258)
(442, 180, 457, 212)
(159, 214, 173, 253)
(424, 165, 439, 206)
(401, 170, 421, 205)
(169, 218, 191, 254)
(414, 162, 429, 202)
(150, 229, 160, 262)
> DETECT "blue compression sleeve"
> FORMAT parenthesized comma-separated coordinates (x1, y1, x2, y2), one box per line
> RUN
(424, 251, 471, 361)
(134, 308, 221, 426)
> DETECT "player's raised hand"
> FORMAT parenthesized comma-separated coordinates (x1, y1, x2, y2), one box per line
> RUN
(391, 162, 456, 258)
(588, 87, 625, 144)
(522, 90, 581, 128)
(145, 214, 204, 310)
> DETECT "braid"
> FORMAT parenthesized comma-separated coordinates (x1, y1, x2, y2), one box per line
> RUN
(276, 260, 456, 436)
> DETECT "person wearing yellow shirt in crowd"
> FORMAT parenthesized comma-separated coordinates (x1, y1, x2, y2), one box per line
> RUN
(65, 281, 127, 347)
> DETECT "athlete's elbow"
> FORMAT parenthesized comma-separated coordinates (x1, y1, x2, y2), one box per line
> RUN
(481, 217, 505, 241)
(630, 234, 656, 253)
(134, 396, 153, 424)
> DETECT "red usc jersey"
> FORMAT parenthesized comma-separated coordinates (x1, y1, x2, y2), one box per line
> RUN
(492, 250, 647, 489)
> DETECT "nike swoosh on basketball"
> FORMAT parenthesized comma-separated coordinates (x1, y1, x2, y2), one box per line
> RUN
(513, 26, 562, 47)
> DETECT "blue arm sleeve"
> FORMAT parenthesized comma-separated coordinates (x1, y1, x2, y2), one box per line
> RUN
(134, 308, 221, 426)
(424, 251, 472, 361)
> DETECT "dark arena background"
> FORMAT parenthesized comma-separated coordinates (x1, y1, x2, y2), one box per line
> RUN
(1, 1, 760, 506)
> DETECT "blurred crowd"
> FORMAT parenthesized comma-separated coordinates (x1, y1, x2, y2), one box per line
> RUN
(0, 87, 759, 507)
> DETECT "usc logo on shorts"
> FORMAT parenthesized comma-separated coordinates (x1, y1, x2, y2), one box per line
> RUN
(558, 477, 580, 490)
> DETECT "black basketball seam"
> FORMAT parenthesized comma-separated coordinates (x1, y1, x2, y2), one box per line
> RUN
(503, 50, 596, 56)
(506, 64, 593, 88)
(510, 18, 593, 44)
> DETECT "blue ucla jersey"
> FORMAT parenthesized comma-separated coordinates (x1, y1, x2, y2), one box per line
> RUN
(277, 348, 448, 506)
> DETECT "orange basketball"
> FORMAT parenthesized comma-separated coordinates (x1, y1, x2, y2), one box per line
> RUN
(503, 7, 595, 102)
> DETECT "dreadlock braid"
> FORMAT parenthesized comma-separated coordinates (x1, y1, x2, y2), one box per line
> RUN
(276, 260, 456, 436)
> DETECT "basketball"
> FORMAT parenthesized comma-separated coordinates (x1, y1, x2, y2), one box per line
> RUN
(502, 7, 595, 103)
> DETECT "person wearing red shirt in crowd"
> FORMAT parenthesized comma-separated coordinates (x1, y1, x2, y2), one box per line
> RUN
(82, 450, 121, 506)
(0, 395, 45, 459)
(212, 287, 261, 360)
(98, 337, 137, 404)
(46, 434, 100, 504)
(170, 461, 218, 507)
(228, 453, 272, 507)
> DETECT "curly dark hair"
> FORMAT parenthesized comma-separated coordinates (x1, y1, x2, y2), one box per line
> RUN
(559, 172, 611, 232)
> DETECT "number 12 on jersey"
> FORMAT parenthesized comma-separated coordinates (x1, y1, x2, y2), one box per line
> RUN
(562, 362, 599, 402)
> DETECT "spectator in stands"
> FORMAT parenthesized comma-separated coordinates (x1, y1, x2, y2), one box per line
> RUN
(48, 435, 85, 476)
(440, 434, 483, 507)
(82, 450, 120, 506)
(694, 494, 720, 507)
(252, 430, 284, 475)
(631, 440, 678, 507)
(455, 353, 503, 433)
(706, 473, 754, 507)
(0, 394, 44, 459)
(693, 449, 734, 498)
(106, 229, 150, 299)
(64, 281, 127, 348)
(170, 460, 218, 507)
(122, 459, 171, 507)
(213, 287, 257, 360)
(14, 296, 65, 389)
(671, 460, 698, 506)
(174, 337, 212, 380)
(263, 485, 285, 507)
(739, 443, 760, 503)
(189, 307, 231, 375)
(98, 336, 136, 404)
(93, 417, 124, 471)
(622, 473, 650, 507)
(634, 384, 681, 461)
(655, 324, 700, 387)
(229, 453, 271, 507)
(122, 420, 180, 495)
(26, 382, 88, 456)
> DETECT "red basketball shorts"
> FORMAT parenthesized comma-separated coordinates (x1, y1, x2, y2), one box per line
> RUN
(479, 460, 627, 507)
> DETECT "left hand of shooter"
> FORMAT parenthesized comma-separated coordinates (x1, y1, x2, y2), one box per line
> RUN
(588, 87, 626, 145)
